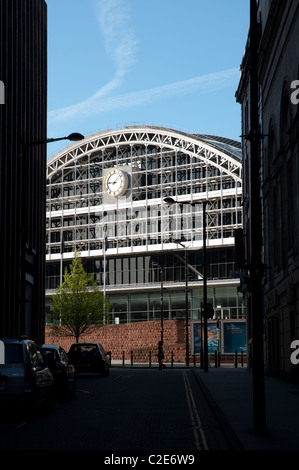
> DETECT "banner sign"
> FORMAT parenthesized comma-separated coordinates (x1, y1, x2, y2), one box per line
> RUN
(191, 320, 247, 355)
(222, 321, 247, 353)
(191, 322, 218, 355)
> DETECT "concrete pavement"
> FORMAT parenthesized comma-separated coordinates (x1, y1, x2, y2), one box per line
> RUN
(193, 366, 299, 450)
(112, 360, 299, 450)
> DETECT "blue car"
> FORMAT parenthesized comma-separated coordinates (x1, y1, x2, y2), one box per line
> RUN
(0, 337, 54, 407)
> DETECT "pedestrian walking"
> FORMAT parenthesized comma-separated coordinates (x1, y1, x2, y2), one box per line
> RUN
(157, 341, 166, 369)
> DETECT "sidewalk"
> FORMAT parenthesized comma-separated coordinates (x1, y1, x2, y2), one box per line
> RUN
(193, 366, 299, 450)
(111, 360, 299, 450)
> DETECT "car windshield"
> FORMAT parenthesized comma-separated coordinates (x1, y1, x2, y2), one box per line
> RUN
(4, 344, 23, 363)
(41, 349, 55, 362)
(81, 345, 98, 355)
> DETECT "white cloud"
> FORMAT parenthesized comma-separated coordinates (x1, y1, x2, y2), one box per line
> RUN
(48, 0, 239, 126)
(97, 0, 138, 76)
(48, 0, 138, 122)
(48, 67, 239, 123)
(90, 0, 138, 101)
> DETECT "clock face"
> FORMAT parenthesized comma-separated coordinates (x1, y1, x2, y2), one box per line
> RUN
(103, 168, 128, 197)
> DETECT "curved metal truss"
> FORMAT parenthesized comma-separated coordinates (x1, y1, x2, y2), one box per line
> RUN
(47, 125, 242, 182)
(46, 125, 242, 259)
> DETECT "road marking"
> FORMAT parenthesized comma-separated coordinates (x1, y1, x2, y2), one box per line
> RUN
(113, 374, 133, 381)
(113, 374, 123, 381)
(16, 422, 27, 429)
(183, 370, 209, 451)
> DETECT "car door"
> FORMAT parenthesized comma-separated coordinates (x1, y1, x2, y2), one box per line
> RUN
(60, 347, 76, 383)
(27, 343, 53, 402)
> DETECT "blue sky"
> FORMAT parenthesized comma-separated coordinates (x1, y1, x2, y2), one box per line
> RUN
(46, 0, 250, 158)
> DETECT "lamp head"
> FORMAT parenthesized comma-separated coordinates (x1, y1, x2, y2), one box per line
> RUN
(163, 197, 176, 205)
(67, 133, 85, 141)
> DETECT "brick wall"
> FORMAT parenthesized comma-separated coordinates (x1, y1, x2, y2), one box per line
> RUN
(45, 320, 189, 363)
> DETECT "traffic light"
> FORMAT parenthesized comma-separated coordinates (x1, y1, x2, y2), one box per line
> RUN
(205, 303, 214, 319)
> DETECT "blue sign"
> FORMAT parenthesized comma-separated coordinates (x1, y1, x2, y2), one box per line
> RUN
(222, 322, 247, 353)
(192, 321, 247, 355)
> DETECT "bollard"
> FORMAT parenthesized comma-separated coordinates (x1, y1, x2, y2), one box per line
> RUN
(171, 351, 174, 367)
(215, 350, 217, 368)
(218, 351, 221, 367)
(122, 350, 125, 366)
(149, 351, 151, 367)
(241, 350, 244, 367)
(131, 350, 133, 367)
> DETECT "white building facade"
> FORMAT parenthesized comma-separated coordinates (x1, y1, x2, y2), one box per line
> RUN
(45, 126, 244, 330)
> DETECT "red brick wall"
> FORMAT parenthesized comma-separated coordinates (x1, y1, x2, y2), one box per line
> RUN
(45, 320, 189, 363)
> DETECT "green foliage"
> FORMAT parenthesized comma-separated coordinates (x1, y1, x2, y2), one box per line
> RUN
(51, 251, 110, 342)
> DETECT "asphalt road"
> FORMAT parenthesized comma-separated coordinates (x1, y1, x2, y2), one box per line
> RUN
(0, 368, 234, 454)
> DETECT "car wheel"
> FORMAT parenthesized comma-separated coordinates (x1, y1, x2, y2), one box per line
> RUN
(102, 366, 110, 376)
(68, 379, 77, 399)
(29, 390, 39, 410)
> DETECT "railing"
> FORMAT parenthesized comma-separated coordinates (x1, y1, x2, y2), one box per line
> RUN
(108, 350, 247, 368)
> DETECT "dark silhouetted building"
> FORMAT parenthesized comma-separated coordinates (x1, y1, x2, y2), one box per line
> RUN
(0, 0, 47, 343)
(236, 0, 299, 380)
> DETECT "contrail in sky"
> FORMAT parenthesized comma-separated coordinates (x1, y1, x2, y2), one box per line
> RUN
(48, 67, 239, 123)
(48, 0, 239, 125)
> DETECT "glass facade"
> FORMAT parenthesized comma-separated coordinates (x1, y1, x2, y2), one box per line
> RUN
(45, 126, 244, 324)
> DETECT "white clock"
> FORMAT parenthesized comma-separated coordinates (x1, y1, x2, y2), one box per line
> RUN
(103, 168, 128, 197)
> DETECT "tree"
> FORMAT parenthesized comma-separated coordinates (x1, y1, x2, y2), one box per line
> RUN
(51, 251, 110, 342)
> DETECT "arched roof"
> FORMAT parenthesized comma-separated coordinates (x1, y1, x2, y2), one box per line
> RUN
(47, 125, 242, 183)
(194, 134, 242, 159)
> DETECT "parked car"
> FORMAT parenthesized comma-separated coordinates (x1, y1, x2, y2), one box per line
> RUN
(41, 345, 76, 400)
(68, 342, 110, 376)
(0, 337, 54, 407)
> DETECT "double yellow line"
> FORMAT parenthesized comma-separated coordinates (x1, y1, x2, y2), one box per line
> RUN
(183, 370, 209, 451)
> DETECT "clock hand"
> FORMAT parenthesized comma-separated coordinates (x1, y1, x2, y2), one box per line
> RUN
(110, 175, 121, 185)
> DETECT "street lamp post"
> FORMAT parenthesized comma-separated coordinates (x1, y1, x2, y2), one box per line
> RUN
(248, 0, 266, 434)
(19, 132, 85, 340)
(160, 266, 164, 344)
(22, 132, 85, 147)
(202, 200, 208, 372)
(151, 261, 164, 343)
(164, 197, 208, 371)
(173, 238, 190, 367)
(200, 304, 203, 368)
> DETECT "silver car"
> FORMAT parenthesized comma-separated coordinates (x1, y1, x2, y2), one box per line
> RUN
(0, 337, 54, 406)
